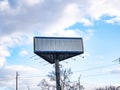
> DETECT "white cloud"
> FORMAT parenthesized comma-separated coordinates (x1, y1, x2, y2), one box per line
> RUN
(85, 0, 120, 23)
(0, 0, 9, 11)
(0, 57, 6, 68)
(1, 33, 21, 47)
(0, 64, 41, 89)
(42, 3, 81, 36)
(0, 32, 31, 56)
(0, 65, 41, 90)
(0, 0, 93, 37)
(19, 50, 28, 56)
(96, 55, 104, 59)
(109, 68, 120, 74)
(22, 0, 43, 6)
(1, 0, 120, 39)
(42, 3, 93, 37)
(84, 29, 94, 40)
(0, 46, 10, 57)
(103, 68, 120, 74)
(0, 32, 32, 69)
(105, 17, 120, 24)
(0, 32, 33, 51)
(0, 46, 10, 68)
(5, 65, 40, 74)
(0, 64, 40, 78)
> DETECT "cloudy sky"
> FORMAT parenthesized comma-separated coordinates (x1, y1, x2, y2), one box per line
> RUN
(0, 0, 120, 90)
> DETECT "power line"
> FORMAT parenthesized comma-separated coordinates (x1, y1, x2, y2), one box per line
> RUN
(19, 75, 47, 80)
(83, 73, 110, 78)
(0, 71, 119, 81)
(0, 63, 119, 81)
(73, 64, 118, 73)
(0, 78, 15, 81)
(30, 55, 36, 58)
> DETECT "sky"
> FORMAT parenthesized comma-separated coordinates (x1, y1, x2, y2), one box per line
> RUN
(0, 0, 120, 90)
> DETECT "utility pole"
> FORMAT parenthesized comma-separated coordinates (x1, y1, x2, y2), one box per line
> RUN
(16, 72, 19, 90)
(78, 75, 81, 90)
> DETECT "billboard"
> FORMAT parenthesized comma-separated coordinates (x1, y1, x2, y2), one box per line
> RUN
(34, 37, 84, 64)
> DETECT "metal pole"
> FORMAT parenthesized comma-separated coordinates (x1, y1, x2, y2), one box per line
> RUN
(16, 72, 19, 90)
(55, 59, 61, 90)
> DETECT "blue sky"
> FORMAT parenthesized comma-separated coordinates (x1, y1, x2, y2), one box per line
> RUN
(0, 0, 120, 90)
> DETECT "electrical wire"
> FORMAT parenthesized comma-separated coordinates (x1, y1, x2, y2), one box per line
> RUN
(73, 63, 118, 73)
(0, 63, 119, 81)
(30, 55, 36, 58)
(19, 75, 47, 80)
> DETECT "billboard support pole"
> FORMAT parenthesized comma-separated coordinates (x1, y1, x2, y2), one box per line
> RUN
(34, 37, 84, 90)
(55, 55, 61, 90)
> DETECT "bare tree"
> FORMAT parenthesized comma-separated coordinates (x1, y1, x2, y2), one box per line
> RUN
(38, 79, 50, 90)
(47, 67, 84, 90)
(47, 68, 73, 90)
(95, 86, 118, 90)
(38, 67, 83, 90)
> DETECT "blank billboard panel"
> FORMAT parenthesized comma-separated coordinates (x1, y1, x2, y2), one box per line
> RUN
(34, 37, 84, 64)
(34, 37, 83, 53)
